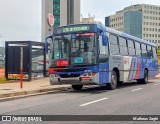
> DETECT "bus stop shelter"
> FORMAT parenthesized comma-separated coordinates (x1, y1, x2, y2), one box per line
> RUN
(5, 41, 47, 81)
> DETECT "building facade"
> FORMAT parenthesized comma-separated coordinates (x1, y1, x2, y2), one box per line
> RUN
(81, 17, 95, 23)
(105, 4, 160, 49)
(81, 16, 102, 24)
(41, 0, 80, 42)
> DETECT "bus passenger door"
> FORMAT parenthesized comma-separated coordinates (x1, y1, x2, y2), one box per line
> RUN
(98, 35, 109, 84)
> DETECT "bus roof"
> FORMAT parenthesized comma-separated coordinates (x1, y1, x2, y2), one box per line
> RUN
(96, 23, 156, 47)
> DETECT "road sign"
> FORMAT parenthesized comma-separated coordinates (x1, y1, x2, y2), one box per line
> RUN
(47, 13, 54, 27)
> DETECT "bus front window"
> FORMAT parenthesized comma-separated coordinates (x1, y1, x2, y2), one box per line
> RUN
(71, 33, 96, 65)
(50, 35, 70, 67)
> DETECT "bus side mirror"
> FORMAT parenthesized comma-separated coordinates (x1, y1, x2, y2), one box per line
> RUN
(45, 35, 53, 53)
(45, 41, 48, 53)
(102, 35, 108, 46)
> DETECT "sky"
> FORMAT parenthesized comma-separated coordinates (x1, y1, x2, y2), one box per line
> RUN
(81, 0, 160, 23)
(0, 0, 41, 46)
(0, 0, 160, 46)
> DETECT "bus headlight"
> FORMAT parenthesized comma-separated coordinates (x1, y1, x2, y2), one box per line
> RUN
(82, 72, 96, 76)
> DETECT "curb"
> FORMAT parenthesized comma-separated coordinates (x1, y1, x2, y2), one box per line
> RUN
(0, 86, 70, 102)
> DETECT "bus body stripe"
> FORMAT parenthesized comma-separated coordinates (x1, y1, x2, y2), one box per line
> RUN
(133, 58, 138, 79)
(128, 58, 133, 80)
(135, 59, 141, 79)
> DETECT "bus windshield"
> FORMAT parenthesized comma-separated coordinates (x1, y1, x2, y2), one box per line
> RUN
(52, 34, 70, 60)
(50, 32, 96, 67)
(71, 33, 96, 65)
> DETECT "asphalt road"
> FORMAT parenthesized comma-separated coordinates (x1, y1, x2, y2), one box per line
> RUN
(0, 79, 160, 124)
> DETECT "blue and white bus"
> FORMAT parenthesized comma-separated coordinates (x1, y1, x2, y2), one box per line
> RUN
(46, 23, 158, 90)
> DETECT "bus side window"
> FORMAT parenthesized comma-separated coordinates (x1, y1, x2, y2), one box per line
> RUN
(152, 47, 157, 59)
(135, 42, 141, 57)
(127, 39, 135, 56)
(119, 37, 128, 56)
(141, 44, 147, 58)
(147, 46, 153, 59)
(110, 34, 119, 55)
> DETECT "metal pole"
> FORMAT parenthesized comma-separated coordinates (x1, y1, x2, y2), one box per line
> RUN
(5, 42, 8, 80)
(20, 47, 23, 89)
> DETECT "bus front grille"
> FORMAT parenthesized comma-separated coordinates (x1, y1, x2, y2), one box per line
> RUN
(60, 74, 80, 78)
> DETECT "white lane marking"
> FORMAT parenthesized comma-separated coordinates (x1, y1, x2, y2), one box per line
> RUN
(131, 88, 143, 92)
(153, 83, 160, 86)
(80, 97, 108, 107)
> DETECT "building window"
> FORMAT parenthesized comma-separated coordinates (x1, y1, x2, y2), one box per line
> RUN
(145, 5, 147, 8)
(155, 23, 157, 26)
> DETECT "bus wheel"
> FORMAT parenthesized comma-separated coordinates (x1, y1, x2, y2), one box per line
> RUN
(137, 70, 148, 84)
(72, 84, 83, 91)
(107, 70, 117, 90)
(142, 70, 148, 84)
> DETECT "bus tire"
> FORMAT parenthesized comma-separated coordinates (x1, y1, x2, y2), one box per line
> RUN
(142, 70, 148, 84)
(137, 70, 148, 84)
(107, 70, 117, 90)
(72, 84, 83, 91)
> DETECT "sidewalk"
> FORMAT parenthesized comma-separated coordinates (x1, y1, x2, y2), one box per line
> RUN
(0, 77, 70, 101)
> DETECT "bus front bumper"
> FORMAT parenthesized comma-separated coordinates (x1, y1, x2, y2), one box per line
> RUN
(49, 74, 99, 85)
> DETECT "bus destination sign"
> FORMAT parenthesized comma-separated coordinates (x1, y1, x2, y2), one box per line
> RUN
(62, 26, 89, 33)
(53, 24, 96, 34)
